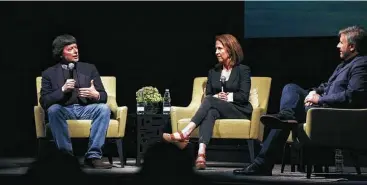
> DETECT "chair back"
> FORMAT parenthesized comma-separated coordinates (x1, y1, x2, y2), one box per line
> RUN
(36, 76, 116, 106)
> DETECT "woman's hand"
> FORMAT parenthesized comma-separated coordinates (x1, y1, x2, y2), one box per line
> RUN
(218, 92, 228, 101)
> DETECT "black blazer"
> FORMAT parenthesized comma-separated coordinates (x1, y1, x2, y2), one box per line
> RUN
(205, 64, 253, 115)
(40, 62, 107, 110)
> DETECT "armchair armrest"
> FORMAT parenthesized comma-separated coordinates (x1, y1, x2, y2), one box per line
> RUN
(107, 96, 118, 118)
(249, 107, 266, 141)
(116, 106, 128, 138)
(34, 106, 46, 138)
(170, 105, 198, 133)
(305, 107, 367, 150)
(107, 94, 128, 137)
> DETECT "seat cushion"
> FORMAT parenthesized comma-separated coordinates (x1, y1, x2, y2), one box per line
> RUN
(46, 120, 120, 138)
(178, 118, 251, 139)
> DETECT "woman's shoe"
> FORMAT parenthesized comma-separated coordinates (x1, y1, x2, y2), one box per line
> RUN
(162, 131, 189, 149)
(195, 153, 206, 170)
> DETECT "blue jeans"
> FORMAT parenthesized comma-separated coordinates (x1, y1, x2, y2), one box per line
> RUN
(254, 83, 312, 167)
(279, 83, 309, 122)
(47, 103, 111, 159)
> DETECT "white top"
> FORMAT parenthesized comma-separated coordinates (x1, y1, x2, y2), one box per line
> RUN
(213, 67, 234, 102)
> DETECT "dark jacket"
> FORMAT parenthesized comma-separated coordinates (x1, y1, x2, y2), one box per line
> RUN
(316, 55, 367, 108)
(40, 62, 107, 110)
(205, 64, 253, 115)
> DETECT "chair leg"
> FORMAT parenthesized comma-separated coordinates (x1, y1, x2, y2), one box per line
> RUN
(247, 140, 255, 163)
(298, 147, 305, 172)
(116, 138, 124, 168)
(305, 146, 312, 179)
(37, 138, 44, 158)
(356, 166, 362, 175)
(105, 139, 114, 165)
(290, 143, 300, 172)
(350, 151, 361, 175)
(324, 165, 329, 173)
(37, 138, 49, 158)
(307, 164, 312, 179)
(108, 156, 113, 164)
(291, 164, 295, 172)
(281, 143, 288, 173)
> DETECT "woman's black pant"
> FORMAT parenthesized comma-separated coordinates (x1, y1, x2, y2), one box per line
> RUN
(191, 96, 251, 145)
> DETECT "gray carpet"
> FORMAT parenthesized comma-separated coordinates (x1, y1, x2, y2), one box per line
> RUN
(199, 166, 349, 184)
(1, 157, 367, 184)
(86, 158, 362, 184)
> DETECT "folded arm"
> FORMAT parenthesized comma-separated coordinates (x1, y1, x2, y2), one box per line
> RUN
(318, 62, 367, 107)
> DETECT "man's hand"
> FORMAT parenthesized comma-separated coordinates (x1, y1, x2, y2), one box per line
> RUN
(304, 91, 316, 101)
(78, 80, 100, 99)
(218, 92, 228, 101)
(304, 90, 316, 106)
(62, 79, 76, 93)
(304, 93, 320, 105)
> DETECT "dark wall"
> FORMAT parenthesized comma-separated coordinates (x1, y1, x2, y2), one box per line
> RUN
(0, 1, 244, 156)
(0, 1, 343, 157)
(244, 36, 341, 115)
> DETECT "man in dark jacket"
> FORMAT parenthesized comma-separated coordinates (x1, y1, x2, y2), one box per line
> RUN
(234, 25, 367, 175)
(40, 34, 112, 169)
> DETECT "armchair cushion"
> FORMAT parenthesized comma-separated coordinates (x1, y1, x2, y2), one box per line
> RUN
(178, 118, 251, 139)
(64, 120, 120, 138)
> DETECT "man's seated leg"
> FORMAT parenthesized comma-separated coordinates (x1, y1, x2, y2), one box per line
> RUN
(233, 128, 291, 175)
(47, 104, 76, 155)
(261, 83, 308, 129)
(77, 103, 112, 169)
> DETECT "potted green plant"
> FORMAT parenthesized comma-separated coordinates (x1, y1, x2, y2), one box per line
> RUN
(136, 86, 163, 114)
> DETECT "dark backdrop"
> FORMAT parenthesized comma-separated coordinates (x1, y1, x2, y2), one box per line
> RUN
(0, 1, 341, 157)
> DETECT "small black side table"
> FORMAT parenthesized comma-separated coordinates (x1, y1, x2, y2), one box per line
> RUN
(136, 113, 171, 166)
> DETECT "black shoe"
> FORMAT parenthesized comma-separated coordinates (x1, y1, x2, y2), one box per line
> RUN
(233, 163, 272, 176)
(84, 158, 112, 169)
(260, 113, 298, 129)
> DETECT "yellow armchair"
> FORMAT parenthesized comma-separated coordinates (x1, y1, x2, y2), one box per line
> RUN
(170, 77, 272, 162)
(34, 76, 128, 167)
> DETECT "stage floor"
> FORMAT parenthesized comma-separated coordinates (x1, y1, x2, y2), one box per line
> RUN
(1, 157, 367, 185)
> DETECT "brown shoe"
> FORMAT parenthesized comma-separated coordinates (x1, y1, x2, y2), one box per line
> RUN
(195, 153, 206, 170)
(84, 158, 112, 169)
(162, 131, 189, 149)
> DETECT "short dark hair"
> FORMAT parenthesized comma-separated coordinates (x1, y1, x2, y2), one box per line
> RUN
(52, 34, 77, 61)
(339, 25, 367, 54)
